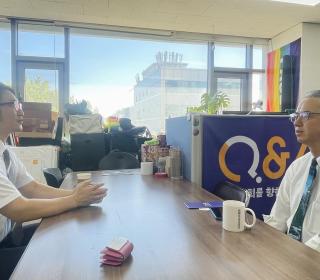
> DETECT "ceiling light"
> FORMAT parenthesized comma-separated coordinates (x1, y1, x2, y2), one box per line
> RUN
(271, 0, 320, 5)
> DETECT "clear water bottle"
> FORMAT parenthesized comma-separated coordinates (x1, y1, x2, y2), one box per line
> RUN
(169, 148, 183, 180)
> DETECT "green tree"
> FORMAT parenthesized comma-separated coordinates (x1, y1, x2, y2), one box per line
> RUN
(24, 77, 59, 112)
(187, 91, 230, 114)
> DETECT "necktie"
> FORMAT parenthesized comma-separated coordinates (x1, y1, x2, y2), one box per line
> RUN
(288, 158, 318, 241)
(3, 149, 11, 177)
(2, 149, 23, 245)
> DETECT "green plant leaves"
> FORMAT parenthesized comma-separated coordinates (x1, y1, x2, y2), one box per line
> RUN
(187, 91, 230, 114)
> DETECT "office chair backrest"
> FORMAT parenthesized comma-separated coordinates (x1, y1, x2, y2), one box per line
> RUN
(43, 168, 63, 188)
(98, 150, 140, 170)
(213, 181, 250, 206)
(71, 133, 106, 171)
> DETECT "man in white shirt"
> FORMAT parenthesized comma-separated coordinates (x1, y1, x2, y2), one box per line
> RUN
(264, 90, 320, 251)
(0, 83, 107, 278)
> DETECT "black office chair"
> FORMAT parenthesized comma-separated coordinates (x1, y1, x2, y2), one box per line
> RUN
(213, 181, 250, 206)
(98, 150, 140, 170)
(71, 133, 106, 171)
(43, 168, 63, 188)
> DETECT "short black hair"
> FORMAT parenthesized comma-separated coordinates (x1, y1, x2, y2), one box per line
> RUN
(0, 83, 15, 102)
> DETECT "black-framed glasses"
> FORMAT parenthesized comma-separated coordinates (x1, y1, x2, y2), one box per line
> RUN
(0, 100, 22, 111)
(289, 111, 320, 123)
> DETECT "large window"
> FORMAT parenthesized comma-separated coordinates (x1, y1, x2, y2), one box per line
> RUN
(214, 73, 248, 111)
(23, 68, 60, 112)
(0, 22, 11, 85)
(252, 73, 265, 108)
(214, 42, 266, 111)
(214, 43, 247, 68)
(16, 23, 66, 112)
(1, 20, 267, 134)
(17, 24, 64, 58)
(70, 29, 207, 133)
(253, 45, 265, 70)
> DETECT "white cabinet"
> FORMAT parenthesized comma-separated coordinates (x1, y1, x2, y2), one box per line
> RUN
(11, 145, 59, 183)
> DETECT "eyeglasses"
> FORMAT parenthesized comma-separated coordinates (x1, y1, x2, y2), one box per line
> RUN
(289, 111, 320, 123)
(0, 100, 22, 111)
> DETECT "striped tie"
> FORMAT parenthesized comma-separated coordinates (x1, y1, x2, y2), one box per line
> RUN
(288, 158, 318, 241)
(3, 149, 23, 245)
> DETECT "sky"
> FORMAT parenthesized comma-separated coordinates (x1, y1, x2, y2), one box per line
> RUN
(68, 33, 208, 116)
(0, 24, 263, 117)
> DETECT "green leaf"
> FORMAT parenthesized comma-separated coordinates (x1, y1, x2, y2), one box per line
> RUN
(186, 91, 230, 115)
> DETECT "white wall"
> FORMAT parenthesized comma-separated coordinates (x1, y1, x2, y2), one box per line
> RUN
(300, 23, 320, 96)
(270, 23, 302, 50)
(269, 23, 320, 100)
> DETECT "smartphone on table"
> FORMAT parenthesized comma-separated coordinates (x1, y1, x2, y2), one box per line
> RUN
(210, 207, 222, 220)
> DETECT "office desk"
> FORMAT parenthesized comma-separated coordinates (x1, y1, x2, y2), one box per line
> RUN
(11, 171, 320, 279)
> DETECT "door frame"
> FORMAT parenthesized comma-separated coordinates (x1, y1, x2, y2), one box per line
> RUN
(16, 60, 66, 114)
(213, 71, 250, 111)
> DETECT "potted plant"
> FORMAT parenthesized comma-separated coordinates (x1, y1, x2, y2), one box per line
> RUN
(187, 91, 230, 114)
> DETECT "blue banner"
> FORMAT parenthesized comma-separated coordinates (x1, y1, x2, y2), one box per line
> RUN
(202, 115, 307, 219)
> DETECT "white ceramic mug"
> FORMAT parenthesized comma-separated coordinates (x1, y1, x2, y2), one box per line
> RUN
(222, 200, 256, 232)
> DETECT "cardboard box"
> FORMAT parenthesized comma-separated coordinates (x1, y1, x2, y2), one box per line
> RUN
(22, 102, 52, 132)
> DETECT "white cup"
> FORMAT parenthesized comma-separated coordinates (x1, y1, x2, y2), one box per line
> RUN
(140, 162, 153, 175)
(77, 172, 92, 182)
(222, 200, 256, 232)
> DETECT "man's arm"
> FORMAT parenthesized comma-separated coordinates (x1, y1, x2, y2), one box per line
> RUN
(263, 167, 292, 232)
(11, 148, 74, 199)
(19, 180, 74, 199)
(0, 180, 107, 223)
(305, 234, 320, 252)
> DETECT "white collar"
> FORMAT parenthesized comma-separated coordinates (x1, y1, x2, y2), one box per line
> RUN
(0, 140, 6, 155)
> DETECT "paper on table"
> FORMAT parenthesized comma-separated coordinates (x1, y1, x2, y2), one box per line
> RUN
(101, 170, 140, 176)
(184, 201, 223, 209)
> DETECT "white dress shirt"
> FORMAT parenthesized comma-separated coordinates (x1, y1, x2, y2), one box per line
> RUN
(264, 151, 320, 248)
(0, 141, 33, 242)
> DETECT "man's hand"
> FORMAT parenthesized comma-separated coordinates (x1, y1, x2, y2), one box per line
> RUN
(0, 180, 107, 223)
(72, 180, 107, 207)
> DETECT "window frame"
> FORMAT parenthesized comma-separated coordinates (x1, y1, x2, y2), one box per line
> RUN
(6, 19, 266, 117)
(16, 61, 65, 112)
(10, 20, 69, 114)
(208, 43, 266, 111)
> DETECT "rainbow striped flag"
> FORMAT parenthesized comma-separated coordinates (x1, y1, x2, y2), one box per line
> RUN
(266, 39, 300, 112)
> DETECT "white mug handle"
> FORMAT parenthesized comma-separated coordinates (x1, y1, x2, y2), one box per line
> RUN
(244, 208, 256, 229)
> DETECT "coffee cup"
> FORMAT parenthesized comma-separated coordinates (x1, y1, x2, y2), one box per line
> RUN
(222, 200, 256, 232)
(77, 172, 92, 182)
(140, 161, 153, 175)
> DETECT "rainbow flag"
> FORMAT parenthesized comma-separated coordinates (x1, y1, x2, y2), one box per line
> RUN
(266, 39, 300, 112)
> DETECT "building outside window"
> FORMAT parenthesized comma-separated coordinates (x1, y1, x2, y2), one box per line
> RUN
(131, 51, 207, 133)
(70, 29, 207, 134)
(0, 21, 267, 134)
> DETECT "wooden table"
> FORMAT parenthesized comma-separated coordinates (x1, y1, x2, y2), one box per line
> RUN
(11, 170, 320, 280)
